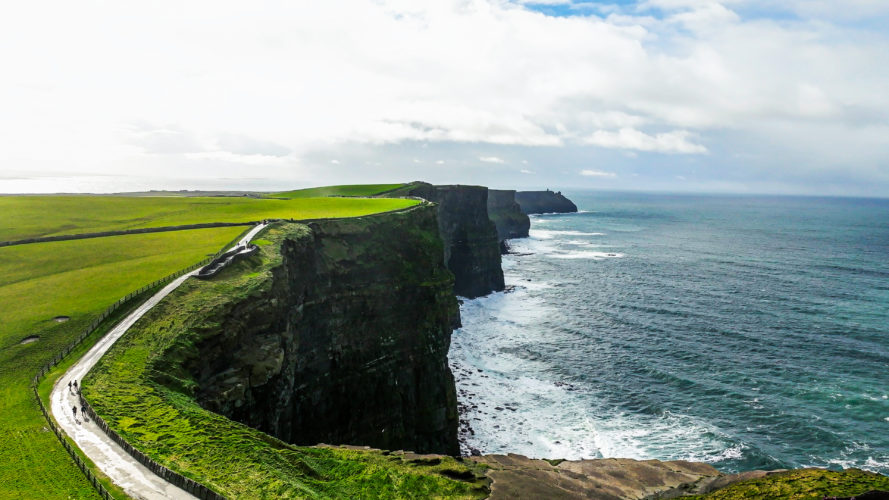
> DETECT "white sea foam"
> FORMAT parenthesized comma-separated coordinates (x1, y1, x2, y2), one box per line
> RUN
(549, 251, 625, 260)
(564, 240, 609, 247)
(529, 229, 605, 239)
(451, 284, 737, 464)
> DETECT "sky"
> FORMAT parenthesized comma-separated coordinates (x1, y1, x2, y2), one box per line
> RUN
(1, 0, 888, 196)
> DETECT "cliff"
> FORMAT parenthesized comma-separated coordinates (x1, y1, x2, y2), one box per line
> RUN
(385, 183, 504, 299)
(515, 190, 578, 214)
(487, 190, 530, 252)
(176, 205, 461, 455)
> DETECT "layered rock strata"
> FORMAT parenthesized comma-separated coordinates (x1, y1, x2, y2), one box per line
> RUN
(386, 183, 504, 298)
(184, 205, 461, 455)
(515, 190, 578, 214)
(487, 189, 530, 253)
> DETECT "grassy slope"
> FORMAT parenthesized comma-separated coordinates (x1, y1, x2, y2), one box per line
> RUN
(692, 469, 889, 499)
(84, 223, 488, 499)
(0, 195, 416, 241)
(269, 184, 405, 199)
(0, 227, 245, 499)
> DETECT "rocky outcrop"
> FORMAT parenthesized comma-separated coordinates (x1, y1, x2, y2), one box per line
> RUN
(385, 182, 504, 299)
(487, 190, 530, 252)
(515, 190, 578, 214)
(471, 455, 721, 499)
(182, 205, 461, 455)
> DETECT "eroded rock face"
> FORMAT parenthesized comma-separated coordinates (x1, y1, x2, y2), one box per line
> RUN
(187, 205, 461, 455)
(515, 190, 578, 214)
(391, 183, 505, 299)
(487, 190, 530, 252)
(471, 454, 721, 500)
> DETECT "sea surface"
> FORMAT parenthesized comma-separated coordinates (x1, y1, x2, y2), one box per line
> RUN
(449, 192, 889, 474)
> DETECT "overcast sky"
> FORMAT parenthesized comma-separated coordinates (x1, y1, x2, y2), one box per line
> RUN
(2, 0, 888, 195)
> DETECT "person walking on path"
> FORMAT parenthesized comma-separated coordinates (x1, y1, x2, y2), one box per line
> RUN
(72, 379, 78, 393)
(68, 380, 72, 392)
(72, 405, 78, 420)
(81, 405, 88, 422)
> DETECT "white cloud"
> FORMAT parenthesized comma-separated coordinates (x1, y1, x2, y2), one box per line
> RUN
(479, 156, 506, 164)
(520, 168, 535, 174)
(330, 160, 341, 164)
(580, 169, 618, 178)
(584, 128, 708, 154)
(184, 151, 291, 166)
(0, 0, 887, 192)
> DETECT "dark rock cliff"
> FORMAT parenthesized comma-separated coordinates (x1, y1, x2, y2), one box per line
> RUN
(184, 205, 461, 455)
(385, 183, 504, 299)
(487, 190, 530, 252)
(515, 190, 578, 214)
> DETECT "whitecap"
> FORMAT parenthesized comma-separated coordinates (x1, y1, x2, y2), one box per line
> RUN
(549, 251, 625, 260)
(529, 229, 605, 240)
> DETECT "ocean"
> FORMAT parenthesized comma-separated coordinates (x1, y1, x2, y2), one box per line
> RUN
(449, 191, 889, 474)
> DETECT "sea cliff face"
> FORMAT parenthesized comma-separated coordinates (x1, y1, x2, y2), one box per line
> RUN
(387, 183, 505, 299)
(487, 190, 530, 252)
(515, 190, 578, 214)
(183, 205, 461, 455)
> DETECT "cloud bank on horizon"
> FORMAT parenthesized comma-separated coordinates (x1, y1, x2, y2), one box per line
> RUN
(1, 0, 887, 195)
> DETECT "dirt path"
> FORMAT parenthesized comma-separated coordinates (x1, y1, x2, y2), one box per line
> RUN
(49, 223, 267, 499)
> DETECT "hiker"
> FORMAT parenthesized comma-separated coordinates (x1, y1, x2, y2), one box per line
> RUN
(72, 380, 78, 391)
(67, 381, 72, 391)
(72, 406, 77, 418)
(81, 405, 87, 420)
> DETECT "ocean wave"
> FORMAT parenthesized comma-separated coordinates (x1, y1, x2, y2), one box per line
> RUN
(529, 229, 606, 239)
(549, 251, 624, 260)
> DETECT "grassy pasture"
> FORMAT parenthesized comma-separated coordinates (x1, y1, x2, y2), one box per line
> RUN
(0, 195, 417, 242)
(688, 468, 889, 499)
(0, 227, 245, 499)
(270, 183, 405, 199)
(84, 224, 489, 499)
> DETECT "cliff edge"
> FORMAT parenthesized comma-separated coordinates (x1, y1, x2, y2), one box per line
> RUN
(515, 190, 578, 214)
(487, 190, 530, 252)
(179, 205, 461, 455)
(385, 182, 504, 299)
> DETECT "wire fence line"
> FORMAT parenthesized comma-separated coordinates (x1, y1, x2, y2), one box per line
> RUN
(27, 207, 427, 498)
(1, 221, 257, 248)
(28, 225, 254, 500)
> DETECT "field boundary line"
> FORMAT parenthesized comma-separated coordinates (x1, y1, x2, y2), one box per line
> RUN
(30, 203, 427, 499)
(30, 226, 256, 499)
(2, 222, 256, 248)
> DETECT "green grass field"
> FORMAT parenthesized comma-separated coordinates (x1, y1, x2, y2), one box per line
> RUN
(0, 190, 418, 498)
(269, 184, 405, 199)
(83, 223, 488, 499)
(0, 195, 416, 242)
(0, 227, 246, 499)
(689, 468, 889, 499)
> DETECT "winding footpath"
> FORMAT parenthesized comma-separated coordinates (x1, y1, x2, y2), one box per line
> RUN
(49, 223, 268, 500)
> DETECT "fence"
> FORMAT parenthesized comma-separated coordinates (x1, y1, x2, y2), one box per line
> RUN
(78, 395, 224, 499)
(28, 225, 257, 499)
(1, 221, 256, 248)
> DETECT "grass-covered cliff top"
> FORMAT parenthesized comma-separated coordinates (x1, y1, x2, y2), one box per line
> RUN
(692, 468, 889, 499)
(270, 183, 406, 199)
(0, 227, 246, 498)
(82, 221, 488, 499)
(0, 189, 420, 498)
(0, 194, 417, 242)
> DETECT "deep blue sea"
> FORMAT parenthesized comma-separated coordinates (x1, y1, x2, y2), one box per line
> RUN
(449, 192, 889, 474)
